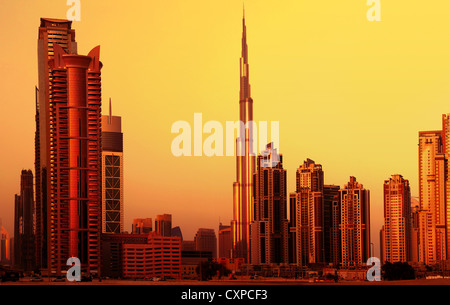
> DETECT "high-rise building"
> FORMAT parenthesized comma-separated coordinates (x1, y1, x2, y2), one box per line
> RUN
(288, 194, 297, 264)
(155, 214, 172, 237)
(14, 195, 20, 265)
(0, 225, 10, 264)
(132, 218, 153, 234)
(14, 170, 36, 271)
(171, 226, 183, 241)
(339, 177, 371, 268)
(35, 18, 77, 272)
(296, 159, 324, 193)
(442, 114, 450, 260)
(250, 144, 288, 265)
(380, 226, 385, 264)
(410, 197, 420, 262)
(418, 129, 447, 265)
(290, 159, 324, 266)
(323, 184, 340, 266)
(35, 18, 102, 275)
(382, 175, 411, 263)
(218, 223, 232, 258)
(9, 238, 14, 267)
(102, 99, 124, 233)
(231, 12, 256, 262)
(194, 228, 217, 258)
(413, 114, 450, 265)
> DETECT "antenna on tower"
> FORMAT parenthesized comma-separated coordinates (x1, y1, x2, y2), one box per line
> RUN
(109, 98, 112, 124)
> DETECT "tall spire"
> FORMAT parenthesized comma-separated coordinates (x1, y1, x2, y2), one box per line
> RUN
(241, 12, 248, 63)
(240, 10, 250, 103)
(232, 10, 256, 263)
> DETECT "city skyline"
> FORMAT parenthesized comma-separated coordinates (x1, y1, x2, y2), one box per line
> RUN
(4, 1, 450, 259)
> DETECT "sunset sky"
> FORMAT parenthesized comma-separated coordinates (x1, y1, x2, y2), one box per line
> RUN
(2, 0, 450, 256)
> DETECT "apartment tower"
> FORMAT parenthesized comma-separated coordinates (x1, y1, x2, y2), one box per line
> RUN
(218, 223, 232, 258)
(323, 184, 341, 266)
(132, 218, 153, 234)
(155, 214, 172, 237)
(194, 228, 218, 258)
(14, 170, 36, 271)
(290, 159, 324, 266)
(418, 129, 446, 264)
(382, 175, 412, 263)
(35, 18, 102, 275)
(339, 177, 371, 267)
(250, 144, 289, 265)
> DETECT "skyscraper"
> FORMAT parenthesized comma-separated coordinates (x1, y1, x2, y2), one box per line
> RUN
(132, 218, 153, 234)
(418, 129, 447, 265)
(290, 159, 324, 266)
(35, 18, 77, 272)
(194, 228, 217, 258)
(0, 225, 10, 264)
(339, 176, 371, 267)
(172, 226, 183, 241)
(443, 114, 450, 260)
(218, 223, 232, 258)
(35, 18, 102, 275)
(14, 170, 35, 271)
(102, 99, 124, 233)
(250, 144, 288, 265)
(231, 12, 256, 262)
(323, 184, 341, 266)
(155, 214, 172, 237)
(382, 175, 411, 263)
(414, 114, 450, 265)
(410, 198, 420, 262)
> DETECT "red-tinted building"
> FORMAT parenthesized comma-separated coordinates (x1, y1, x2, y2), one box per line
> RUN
(382, 175, 411, 263)
(218, 223, 232, 259)
(231, 13, 256, 263)
(14, 170, 35, 271)
(35, 18, 102, 276)
(339, 177, 371, 267)
(122, 232, 181, 279)
(36, 18, 77, 273)
(214, 257, 245, 273)
(155, 214, 172, 237)
(101, 233, 149, 278)
(194, 228, 217, 258)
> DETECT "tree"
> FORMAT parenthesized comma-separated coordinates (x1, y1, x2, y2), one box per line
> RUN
(196, 261, 231, 281)
(382, 262, 415, 281)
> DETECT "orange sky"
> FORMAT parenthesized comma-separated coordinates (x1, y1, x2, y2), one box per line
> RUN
(2, 0, 450, 256)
